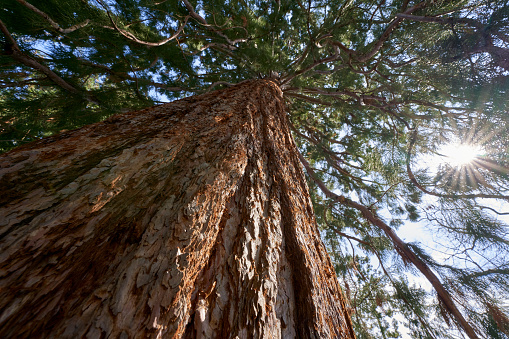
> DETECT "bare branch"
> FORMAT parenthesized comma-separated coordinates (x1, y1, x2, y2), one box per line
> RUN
(477, 205, 509, 216)
(110, 18, 189, 47)
(16, 0, 89, 34)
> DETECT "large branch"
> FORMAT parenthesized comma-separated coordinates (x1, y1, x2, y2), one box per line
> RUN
(16, 0, 89, 34)
(297, 151, 480, 339)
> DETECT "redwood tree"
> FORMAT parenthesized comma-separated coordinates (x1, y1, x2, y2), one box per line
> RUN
(0, 79, 355, 338)
(1, 0, 509, 338)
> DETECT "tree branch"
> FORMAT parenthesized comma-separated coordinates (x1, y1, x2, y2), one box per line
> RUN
(287, 120, 364, 183)
(325, 1, 428, 63)
(325, 207, 438, 338)
(186, 42, 235, 55)
(281, 49, 340, 85)
(465, 268, 509, 279)
(297, 150, 480, 339)
(181, 0, 207, 25)
(181, 0, 248, 48)
(476, 205, 509, 216)
(0, 19, 80, 95)
(285, 92, 334, 106)
(16, 0, 90, 34)
(103, 13, 190, 47)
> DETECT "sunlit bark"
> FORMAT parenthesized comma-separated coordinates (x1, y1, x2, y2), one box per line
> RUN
(0, 79, 355, 338)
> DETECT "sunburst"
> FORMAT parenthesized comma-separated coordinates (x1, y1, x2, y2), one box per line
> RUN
(433, 142, 485, 191)
(430, 126, 505, 193)
(437, 143, 484, 167)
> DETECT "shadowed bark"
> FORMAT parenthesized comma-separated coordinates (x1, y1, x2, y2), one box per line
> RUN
(0, 79, 355, 338)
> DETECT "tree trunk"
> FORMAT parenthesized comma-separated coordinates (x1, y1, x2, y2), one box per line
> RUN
(0, 79, 355, 338)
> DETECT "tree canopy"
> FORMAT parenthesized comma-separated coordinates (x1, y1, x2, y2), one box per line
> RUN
(1, 0, 509, 337)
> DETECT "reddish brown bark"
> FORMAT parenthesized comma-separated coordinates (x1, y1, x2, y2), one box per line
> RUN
(0, 80, 355, 338)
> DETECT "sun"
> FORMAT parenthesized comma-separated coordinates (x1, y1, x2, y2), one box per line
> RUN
(437, 143, 483, 167)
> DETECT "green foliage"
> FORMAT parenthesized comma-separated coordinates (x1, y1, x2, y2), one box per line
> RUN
(2, 0, 509, 337)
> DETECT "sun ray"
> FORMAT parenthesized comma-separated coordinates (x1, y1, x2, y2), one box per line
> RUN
(438, 143, 483, 167)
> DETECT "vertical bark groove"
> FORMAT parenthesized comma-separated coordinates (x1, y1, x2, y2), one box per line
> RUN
(0, 79, 355, 338)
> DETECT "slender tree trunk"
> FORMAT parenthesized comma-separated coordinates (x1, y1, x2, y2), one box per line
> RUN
(0, 80, 355, 338)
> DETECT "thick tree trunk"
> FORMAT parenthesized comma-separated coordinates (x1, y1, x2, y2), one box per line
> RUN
(0, 79, 355, 338)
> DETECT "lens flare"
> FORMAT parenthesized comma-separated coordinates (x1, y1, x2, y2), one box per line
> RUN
(438, 143, 482, 167)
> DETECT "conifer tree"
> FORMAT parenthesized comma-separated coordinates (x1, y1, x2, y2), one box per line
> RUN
(1, 0, 509, 338)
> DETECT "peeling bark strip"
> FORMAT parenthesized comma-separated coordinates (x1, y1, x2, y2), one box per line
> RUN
(0, 80, 355, 338)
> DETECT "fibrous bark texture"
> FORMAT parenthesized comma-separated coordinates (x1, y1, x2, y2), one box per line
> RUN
(0, 79, 355, 338)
